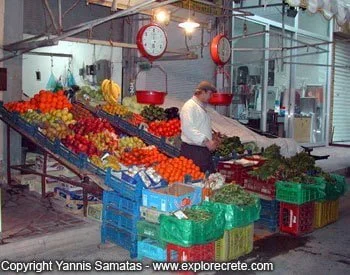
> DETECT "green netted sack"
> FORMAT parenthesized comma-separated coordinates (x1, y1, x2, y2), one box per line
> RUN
(202, 198, 260, 230)
(322, 174, 347, 201)
(159, 205, 225, 247)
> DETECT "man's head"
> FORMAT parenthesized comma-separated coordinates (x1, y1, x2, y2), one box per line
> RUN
(194, 81, 217, 103)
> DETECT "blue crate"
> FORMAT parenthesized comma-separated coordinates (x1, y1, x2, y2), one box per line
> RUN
(105, 169, 144, 202)
(57, 144, 87, 169)
(142, 183, 202, 212)
(54, 186, 98, 201)
(101, 222, 137, 258)
(137, 238, 167, 261)
(159, 142, 180, 157)
(33, 131, 56, 152)
(17, 117, 36, 136)
(256, 199, 279, 232)
(86, 162, 106, 178)
(260, 199, 280, 220)
(139, 130, 163, 147)
(256, 218, 279, 232)
(119, 119, 139, 136)
(102, 205, 139, 234)
(103, 191, 140, 217)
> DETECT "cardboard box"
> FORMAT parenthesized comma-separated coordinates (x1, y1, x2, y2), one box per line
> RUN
(293, 117, 311, 143)
(35, 155, 65, 172)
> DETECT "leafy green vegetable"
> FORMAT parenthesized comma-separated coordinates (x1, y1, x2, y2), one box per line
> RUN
(182, 209, 212, 221)
(215, 136, 244, 157)
(212, 184, 256, 206)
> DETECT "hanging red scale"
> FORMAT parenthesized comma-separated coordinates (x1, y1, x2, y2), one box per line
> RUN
(135, 23, 168, 104)
(209, 34, 233, 106)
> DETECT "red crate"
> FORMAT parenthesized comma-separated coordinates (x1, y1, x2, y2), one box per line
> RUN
(217, 162, 253, 185)
(167, 242, 215, 262)
(243, 176, 277, 199)
(279, 202, 314, 236)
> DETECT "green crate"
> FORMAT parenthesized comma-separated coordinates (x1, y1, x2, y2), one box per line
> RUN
(159, 205, 225, 247)
(137, 220, 166, 248)
(215, 230, 230, 261)
(276, 178, 326, 205)
(202, 198, 261, 230)
(228, 224, 254, 260)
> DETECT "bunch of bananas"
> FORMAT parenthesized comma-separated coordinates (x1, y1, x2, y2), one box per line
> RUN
(102, 103, 130, 117)
(101, 79, 121, 105)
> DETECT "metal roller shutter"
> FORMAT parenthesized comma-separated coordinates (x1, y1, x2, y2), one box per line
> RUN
(333, 39, 350, 142)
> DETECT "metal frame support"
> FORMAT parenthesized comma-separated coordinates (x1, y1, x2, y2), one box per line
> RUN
(6, 125, 11, 186)
(262, 24, 270, 132)
(41, 152, 47, 199)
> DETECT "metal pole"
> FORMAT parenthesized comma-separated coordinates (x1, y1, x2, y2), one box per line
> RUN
(58, 0, 62, 34)
(262, 24, 270, 132)
(41, 152, 47, 198)
(282, 62, 349, 69)
(6, 125, 11, 185)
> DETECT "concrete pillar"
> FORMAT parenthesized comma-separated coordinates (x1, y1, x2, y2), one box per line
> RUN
(2, 0, 24, 173)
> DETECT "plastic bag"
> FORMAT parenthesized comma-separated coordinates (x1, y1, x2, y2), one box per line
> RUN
(46, 72, 57, 91)
(66, 70, 76, 87)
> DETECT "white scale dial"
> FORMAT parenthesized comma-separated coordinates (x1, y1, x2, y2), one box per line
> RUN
(142, 25, 167, 57)
(218, 37, 231, 64)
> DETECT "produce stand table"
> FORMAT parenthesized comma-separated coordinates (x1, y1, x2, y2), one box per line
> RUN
(0, 103, 103, 217)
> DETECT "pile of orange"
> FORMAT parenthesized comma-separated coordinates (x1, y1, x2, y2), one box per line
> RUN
(35, 90, 72, 113)
(120, 147, 168, 167)
(4, 90, 72, 114)
(154, 156, 205, 184)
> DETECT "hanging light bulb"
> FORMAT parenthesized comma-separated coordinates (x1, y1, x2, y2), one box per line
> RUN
(178, 0, 199, 35)
(154, 9, 170, 25)
(179, 19, 200, 34)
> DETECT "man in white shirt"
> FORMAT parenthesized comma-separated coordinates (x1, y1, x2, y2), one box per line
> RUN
(180, 81, 218, 173)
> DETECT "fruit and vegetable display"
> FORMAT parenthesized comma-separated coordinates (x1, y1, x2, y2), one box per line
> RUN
(212, 184, 256, 206)
(182, 208, 212, 221)
(141, 105, 167, 122)
(70, 103, 94, 120)
(101, 103, 130, 117)
(79, 86, 104, 101)
(148, 119, 181, 138)
(215, 136, 244, 157)
(122, 95, 148, 114)
(154, 156, 205, 184)
(120, 147, 168, 167)
(62, 134, 100, 157)
(127, 113, 145, 126)
(101, 79, 121, 105)
(205, 173, 225, 190)
(86, 131, 119, 153)
(69, 117, 114, 135)
(118, 137, 145, 152)
(4, 90, 72, 113)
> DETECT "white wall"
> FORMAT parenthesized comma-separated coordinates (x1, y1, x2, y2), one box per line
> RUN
(22, 38, 123, 97)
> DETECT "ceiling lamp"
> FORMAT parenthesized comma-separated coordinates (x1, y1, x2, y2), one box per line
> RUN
(179, 19, 200, 34)
(154, 9, 170, 25)
(178, 0, 200, 35)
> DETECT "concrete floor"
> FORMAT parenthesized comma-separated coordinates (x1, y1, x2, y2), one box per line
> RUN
(1, 145, 350, 274)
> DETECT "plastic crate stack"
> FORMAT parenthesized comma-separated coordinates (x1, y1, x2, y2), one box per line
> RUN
(139, 183, 202, 261)
(216, 159, 256, 185)
(101, 170, 144, 258)
(275, 178, 326, 236)
(313, 173, 346, 229)
(137, 208, 170, 261)
(255, 199, 280, 232)
(201, 195, 260, 261)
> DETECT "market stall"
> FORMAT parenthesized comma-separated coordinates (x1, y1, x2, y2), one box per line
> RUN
(0, 78, 346, 261)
